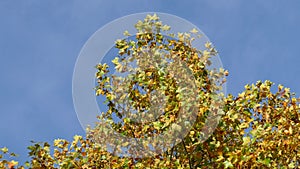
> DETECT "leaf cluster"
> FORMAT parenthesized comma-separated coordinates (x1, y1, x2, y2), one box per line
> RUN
(1, 14, 299, 169)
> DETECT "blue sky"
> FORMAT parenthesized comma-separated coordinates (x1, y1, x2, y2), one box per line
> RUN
(1, 0, 300, 164)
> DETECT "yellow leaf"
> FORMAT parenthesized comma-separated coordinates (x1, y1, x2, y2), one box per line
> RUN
(203, 50, 210, 57)
(205, 42, 212, 49)
(239, 123, 249, 129)
(146, 71, 152, 76)
(242, 137, 251, 146)
(289, 126, 293, 134)
(9, 160, 18, 167)
(1, 147, 8, 153)
(190, 28, 199, 34)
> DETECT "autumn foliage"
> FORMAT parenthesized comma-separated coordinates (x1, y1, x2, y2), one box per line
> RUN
(1, 14, 299, 169)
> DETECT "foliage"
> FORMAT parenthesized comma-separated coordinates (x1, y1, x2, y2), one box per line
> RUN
(92, 13, 225, 159)
(1, 14, 300, 169)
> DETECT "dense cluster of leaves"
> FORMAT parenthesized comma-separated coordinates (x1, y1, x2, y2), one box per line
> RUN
(1, 14, 299, 168)
(92, 13, 226, 159)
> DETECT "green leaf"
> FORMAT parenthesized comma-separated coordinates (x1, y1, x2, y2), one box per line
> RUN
(123, 118, 130, 124)
(288, 162, 295, 168)
(259, 158, 271, 166)
(153, 121, 162, 130)
(10, 152, 17, 157)
(223, 160, 233, 168)
(123, 30, 131, 36)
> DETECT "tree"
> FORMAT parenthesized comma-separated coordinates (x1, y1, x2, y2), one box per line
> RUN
(1, 14, 299, 169)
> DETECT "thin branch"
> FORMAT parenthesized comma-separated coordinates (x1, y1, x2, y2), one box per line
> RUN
(182, 139, 192, 169)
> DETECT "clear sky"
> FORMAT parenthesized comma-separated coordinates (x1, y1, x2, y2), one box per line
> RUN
(1, 0, 300, 164)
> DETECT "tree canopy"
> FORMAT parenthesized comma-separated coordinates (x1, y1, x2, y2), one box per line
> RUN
(1, 14, 299, 169)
